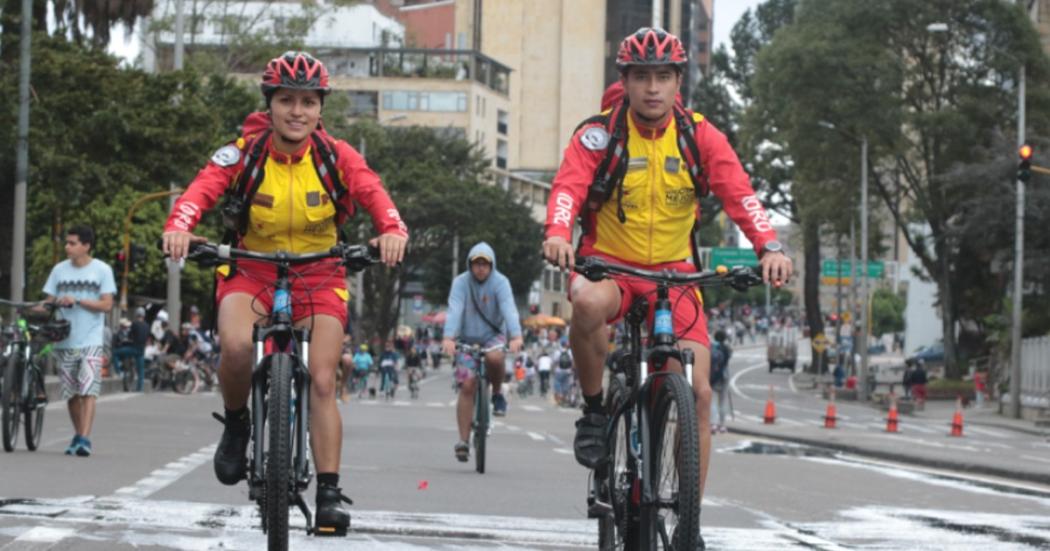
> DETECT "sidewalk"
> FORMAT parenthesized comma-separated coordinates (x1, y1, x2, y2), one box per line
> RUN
(727, 372, 1050, 485)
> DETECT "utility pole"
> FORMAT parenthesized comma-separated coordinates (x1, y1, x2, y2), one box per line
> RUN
(9, 0, 33, 303)
(1009, 25, 1027, 419)
(859, 136, 870, 401)
(166, 0, 186, 328)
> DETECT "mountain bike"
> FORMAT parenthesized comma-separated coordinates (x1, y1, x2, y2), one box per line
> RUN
(573, 257, 762, 550)
(183, 241, 379, 550)
(456, 342, 505, 474)
(1, 300, 68, 453)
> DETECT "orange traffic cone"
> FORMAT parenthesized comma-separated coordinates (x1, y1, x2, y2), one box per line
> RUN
(824, 389, 837, 429)
(885, 396, 899, 433)
(763, 385, 776, 424)
(950, 397, 964, 437)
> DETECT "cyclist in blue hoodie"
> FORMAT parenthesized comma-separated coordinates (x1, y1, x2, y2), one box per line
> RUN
(442, 242, 523, 462)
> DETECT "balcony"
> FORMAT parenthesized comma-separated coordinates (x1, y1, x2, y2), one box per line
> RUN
(314, 47, 511, 96)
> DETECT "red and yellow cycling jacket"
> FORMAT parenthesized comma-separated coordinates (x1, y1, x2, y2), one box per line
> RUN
(545, 110, 777, 265)
(165, 112, 408, 253)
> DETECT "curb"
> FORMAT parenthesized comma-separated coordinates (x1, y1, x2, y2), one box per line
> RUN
(727, 426, 1050, 486)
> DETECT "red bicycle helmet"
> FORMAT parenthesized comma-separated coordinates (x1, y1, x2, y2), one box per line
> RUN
(261, 51, 331, 97)
(616, 27, 687, 70)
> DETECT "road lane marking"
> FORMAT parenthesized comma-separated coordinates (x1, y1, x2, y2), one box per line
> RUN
(526, 431, 544, 441)
(729, 362, 772, 402)
(553, 448, 572, 454)
(7, 526, 75, 544)
(1021, 454, 1050, 464)
(112, 443, 216, 499)
(426, 402, 444, 407)
(521, 405, 543, 412)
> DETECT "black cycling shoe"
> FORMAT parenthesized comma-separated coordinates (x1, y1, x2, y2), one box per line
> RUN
(573, 412, 609, 469)
(212, 409, 251, 486)
(315, 484, 353, 536)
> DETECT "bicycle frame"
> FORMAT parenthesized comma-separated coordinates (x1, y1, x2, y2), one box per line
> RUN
(181, 241, 379, 541)
(576, 256, 760, 548)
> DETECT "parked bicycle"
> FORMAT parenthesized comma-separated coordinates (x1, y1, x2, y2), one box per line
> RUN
(1, 300, 69, 452)
(573, 257, 762, 550)
(455, 342, 505, 474)
(181, 241, 380, 550)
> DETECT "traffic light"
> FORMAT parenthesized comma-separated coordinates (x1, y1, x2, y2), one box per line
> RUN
(114, 249, 127, 269)
(1018, 144, 1033, 183)
(129, 243, 147, 271)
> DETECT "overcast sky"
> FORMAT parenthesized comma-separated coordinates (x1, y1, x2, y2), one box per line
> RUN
(712, 0, 765, 52)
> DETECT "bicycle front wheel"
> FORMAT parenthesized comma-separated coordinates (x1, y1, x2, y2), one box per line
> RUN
(2, 350, 23, 452)
(598, 375, 641, 550)
(265, 354, 294, 551)
(474, 378, 489, 474)
(23, 366, 46, 451)
(648, 373, 700, 550)
(173, 368, 198, 395)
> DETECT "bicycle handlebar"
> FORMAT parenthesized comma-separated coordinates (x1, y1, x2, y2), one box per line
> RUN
(573, 256, 764, 292)
(181, 241, 382, 273)
(0, 299, 66, 311)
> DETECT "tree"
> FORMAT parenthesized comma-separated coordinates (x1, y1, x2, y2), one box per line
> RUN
(750, 0, 1050, 378)
(0, 35, 257, 308)
(871, 288, 904, 337)
(334, 121, 542, 346)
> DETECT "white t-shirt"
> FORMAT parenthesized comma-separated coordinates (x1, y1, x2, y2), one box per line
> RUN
(537, 355, 552, 372)
(43, 258, 116, 349)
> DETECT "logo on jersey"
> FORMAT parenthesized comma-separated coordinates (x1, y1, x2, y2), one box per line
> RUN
(741, 195, 773, 232)
(580, 127, 610, 151)
(552, 192, 574, 227)
(210, 144, 241, 167)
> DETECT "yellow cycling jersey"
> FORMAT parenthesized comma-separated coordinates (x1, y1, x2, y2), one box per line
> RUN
(591, 113, 701, 265)
(241, 146, 338, 254)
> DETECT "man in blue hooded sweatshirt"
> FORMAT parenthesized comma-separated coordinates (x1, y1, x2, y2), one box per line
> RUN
(442, 242, 523, 462)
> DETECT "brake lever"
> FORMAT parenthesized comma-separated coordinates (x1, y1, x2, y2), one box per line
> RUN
(729, 266, 763, 292)
(573, 257, 608, 282)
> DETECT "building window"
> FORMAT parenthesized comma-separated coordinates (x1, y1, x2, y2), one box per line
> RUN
(551, 302, 561, 318)
(496, 139, 508, 169)
(544, 269, 552, 290)
(552, 269, 562, 292)
(346, 91, 378, 117)
(497, 109, 508, 135)
(382, 90, 467, 112)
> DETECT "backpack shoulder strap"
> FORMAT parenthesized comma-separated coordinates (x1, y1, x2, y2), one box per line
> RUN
(309, 132, 353, 225)
(673, 105, 707, 197)
(584, 100, 630, 218)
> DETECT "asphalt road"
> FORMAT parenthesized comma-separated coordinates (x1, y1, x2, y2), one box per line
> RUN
(2, 360, 1049, 550)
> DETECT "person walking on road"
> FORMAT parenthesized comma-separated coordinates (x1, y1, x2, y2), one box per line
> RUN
(442, 242, 523, 463)
(42, 225, 116, 457)
(709, 330, 732, 433)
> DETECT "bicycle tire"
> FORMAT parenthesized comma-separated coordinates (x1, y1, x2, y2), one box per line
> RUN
(598, 375, 641, 550)
(23, 366, 45, 451)
(474, 378, 489, 474)
(266, 354, 294, 551)
(122, 361, 135, 392)
(173, 368, 197, 395)
(2, 350, 22, 452)
(648, 373, 700, 550)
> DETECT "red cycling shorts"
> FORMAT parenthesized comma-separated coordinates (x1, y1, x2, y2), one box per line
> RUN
(568, 252, 709, 348)
(215, 258, 349, 327)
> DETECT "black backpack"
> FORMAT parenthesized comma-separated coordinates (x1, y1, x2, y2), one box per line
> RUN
(573, 98, 708, 267)
(558, 351, 573, 370)
(220, 128, 353, 245)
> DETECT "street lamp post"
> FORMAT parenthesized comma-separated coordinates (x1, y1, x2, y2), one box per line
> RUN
(859, 135, 870, 401)
(818, 120, 871, 398)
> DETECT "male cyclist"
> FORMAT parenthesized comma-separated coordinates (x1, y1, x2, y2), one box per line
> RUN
(442, 242, 523, 462)
(163, 51, 408, 535)
(542, 28, 792, 548)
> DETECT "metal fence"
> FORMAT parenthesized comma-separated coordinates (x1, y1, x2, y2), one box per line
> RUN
(1022, 336, 1050, 408)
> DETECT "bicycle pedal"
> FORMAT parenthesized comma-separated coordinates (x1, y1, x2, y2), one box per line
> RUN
(587, 498, 613, 518)
(314, 524, 348, 537)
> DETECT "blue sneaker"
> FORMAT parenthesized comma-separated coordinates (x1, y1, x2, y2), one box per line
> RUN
(75, 437, 92, 457)
(492, 393, 508, 417)
(65, 435, 81, 455)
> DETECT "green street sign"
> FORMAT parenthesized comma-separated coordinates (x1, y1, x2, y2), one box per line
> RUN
(710, 247, 759, 268)
(821, 259, 884, 278)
